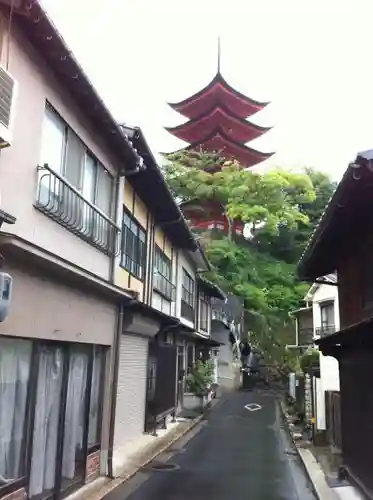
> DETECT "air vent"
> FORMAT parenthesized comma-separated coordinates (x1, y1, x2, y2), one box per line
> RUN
(0, 65, 16, 148)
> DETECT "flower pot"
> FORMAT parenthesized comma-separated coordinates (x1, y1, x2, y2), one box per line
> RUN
(183, 392, 204, 412)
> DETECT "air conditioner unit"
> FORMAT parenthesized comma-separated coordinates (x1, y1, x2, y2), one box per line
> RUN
(0, 65, 17, 148)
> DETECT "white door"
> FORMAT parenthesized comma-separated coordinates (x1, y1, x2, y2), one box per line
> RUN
(114, 335, 149, 459)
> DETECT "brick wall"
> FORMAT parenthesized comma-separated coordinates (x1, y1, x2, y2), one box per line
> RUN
(85, 451, 101, 484)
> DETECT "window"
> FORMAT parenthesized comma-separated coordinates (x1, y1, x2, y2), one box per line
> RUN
(39, 106, 113, 217)
(181, 269, 195, 322)
(0, 338, 32, 493)
(0, 338, 105, 499)
(40, 106, 66, 174)
(153, 246, 175, 300)
(199, 291, 209, 332)
(37, 106, 116, 253)
(121, 209, 146, 280)
(182, 269, 194, 307)
(319, 302, 335, 336)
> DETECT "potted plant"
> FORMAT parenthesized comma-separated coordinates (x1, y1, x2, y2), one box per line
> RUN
(183, 359, 215, 413)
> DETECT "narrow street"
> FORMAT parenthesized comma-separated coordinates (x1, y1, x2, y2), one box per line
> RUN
(107, 390, 317, 500)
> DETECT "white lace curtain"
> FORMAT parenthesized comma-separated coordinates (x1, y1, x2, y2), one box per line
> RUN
(29, 345, 89, 497)
(1, 340, 99, 498)
(0, 338, 32, 485)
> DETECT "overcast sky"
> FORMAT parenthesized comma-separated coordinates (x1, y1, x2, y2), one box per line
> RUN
(41, 0, 373, 180)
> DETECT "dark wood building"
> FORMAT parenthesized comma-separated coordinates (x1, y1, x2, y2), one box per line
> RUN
(298, 149, 373, 499)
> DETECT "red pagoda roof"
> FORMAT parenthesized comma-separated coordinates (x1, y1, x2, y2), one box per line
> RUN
(180, 199, 245, 236)
(172, 128, 274, 168)
(168, 72, 269, 120)
(166, 104, 271, 144)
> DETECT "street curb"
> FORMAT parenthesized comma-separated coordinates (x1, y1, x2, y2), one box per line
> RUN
(279, 400, 337, 500)
(81, 398, 224, 500)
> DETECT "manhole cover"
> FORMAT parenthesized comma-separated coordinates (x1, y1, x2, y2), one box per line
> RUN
(150, 463, 179, 471)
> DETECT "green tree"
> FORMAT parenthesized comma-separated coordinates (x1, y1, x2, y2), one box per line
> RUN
(164, 152, 315, 241)
(253, 167, 337, 263)
(162, 151, 329, 374)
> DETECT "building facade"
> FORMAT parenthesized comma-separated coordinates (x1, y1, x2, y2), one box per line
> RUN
(0, 2, 225, 499)
(298, 150, 373, 497)
(305, 279, 340, 436)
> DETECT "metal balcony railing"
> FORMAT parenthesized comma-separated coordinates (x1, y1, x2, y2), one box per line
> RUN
(153, 271, 176, 301)
(35, 164, 120, 256)
(315, 325, 336, 337)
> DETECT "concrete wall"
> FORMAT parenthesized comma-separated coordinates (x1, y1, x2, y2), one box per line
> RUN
(0, 260, 116, 345)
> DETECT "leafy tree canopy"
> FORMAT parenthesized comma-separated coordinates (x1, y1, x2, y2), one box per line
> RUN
(164, 151, 316, 239)
(162, 151, 335, 374)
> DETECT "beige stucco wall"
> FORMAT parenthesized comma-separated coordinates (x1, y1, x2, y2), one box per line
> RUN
(0, 20, 118, 279)
(116, 180, 150, 301)
(0, 261, 117, 345)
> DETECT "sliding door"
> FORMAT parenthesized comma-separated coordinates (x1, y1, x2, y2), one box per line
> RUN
(27, 343, 104, 500)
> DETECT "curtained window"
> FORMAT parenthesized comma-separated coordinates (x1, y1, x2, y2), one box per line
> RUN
(0, 338, 32, 490)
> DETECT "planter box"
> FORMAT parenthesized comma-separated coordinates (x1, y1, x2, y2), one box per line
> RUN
(182, 392, 211, 416)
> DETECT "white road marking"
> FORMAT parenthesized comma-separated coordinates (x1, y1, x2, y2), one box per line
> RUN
(244, 403, 262, 411)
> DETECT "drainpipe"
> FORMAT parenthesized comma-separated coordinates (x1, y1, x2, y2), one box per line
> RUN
(109, 173, 121, 285)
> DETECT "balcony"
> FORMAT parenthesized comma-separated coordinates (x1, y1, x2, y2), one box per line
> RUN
(35, 164, 119, 256)
(153, 271, 176, 301)
(315, 325, 336, 337)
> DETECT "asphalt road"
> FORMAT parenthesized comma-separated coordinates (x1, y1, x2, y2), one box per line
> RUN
(107, 390, 316, 500)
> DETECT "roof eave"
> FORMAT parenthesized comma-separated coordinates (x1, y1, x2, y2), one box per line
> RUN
(12, 1, 138, 171)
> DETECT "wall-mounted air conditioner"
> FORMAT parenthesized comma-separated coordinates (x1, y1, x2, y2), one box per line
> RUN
(0, 65, 16, 148)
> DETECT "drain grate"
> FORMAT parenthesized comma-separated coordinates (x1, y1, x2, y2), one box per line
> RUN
(150, 463, 179, 472)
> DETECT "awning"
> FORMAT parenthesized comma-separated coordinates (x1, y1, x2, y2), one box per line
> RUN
(316, 318, 373, 357)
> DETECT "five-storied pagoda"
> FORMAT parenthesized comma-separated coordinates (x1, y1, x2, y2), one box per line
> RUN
(165, 41, 274, 237)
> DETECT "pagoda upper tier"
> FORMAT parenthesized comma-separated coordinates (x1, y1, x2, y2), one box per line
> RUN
(168, 72, 268, 120)
(166, 71, 274, 169)
(165, 104, 271, 144)
(172, 127, 272, 169)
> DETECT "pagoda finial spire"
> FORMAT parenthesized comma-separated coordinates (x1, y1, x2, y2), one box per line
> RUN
(217, 36, 221, 74)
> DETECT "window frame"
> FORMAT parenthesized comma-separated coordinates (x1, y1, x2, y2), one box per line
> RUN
(0, 338, 106, 499)
(120, 206, 147, 281)
(182, 269, 195, 307)
(0, 338, 36, 497)
(199, 290, 210, 332)
(153, 245, 174, 301)
(40, 104, 114, 218)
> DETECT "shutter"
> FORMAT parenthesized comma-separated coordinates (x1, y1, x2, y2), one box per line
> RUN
(0, 66, 14, 128)
(114, 335, 148, 449)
